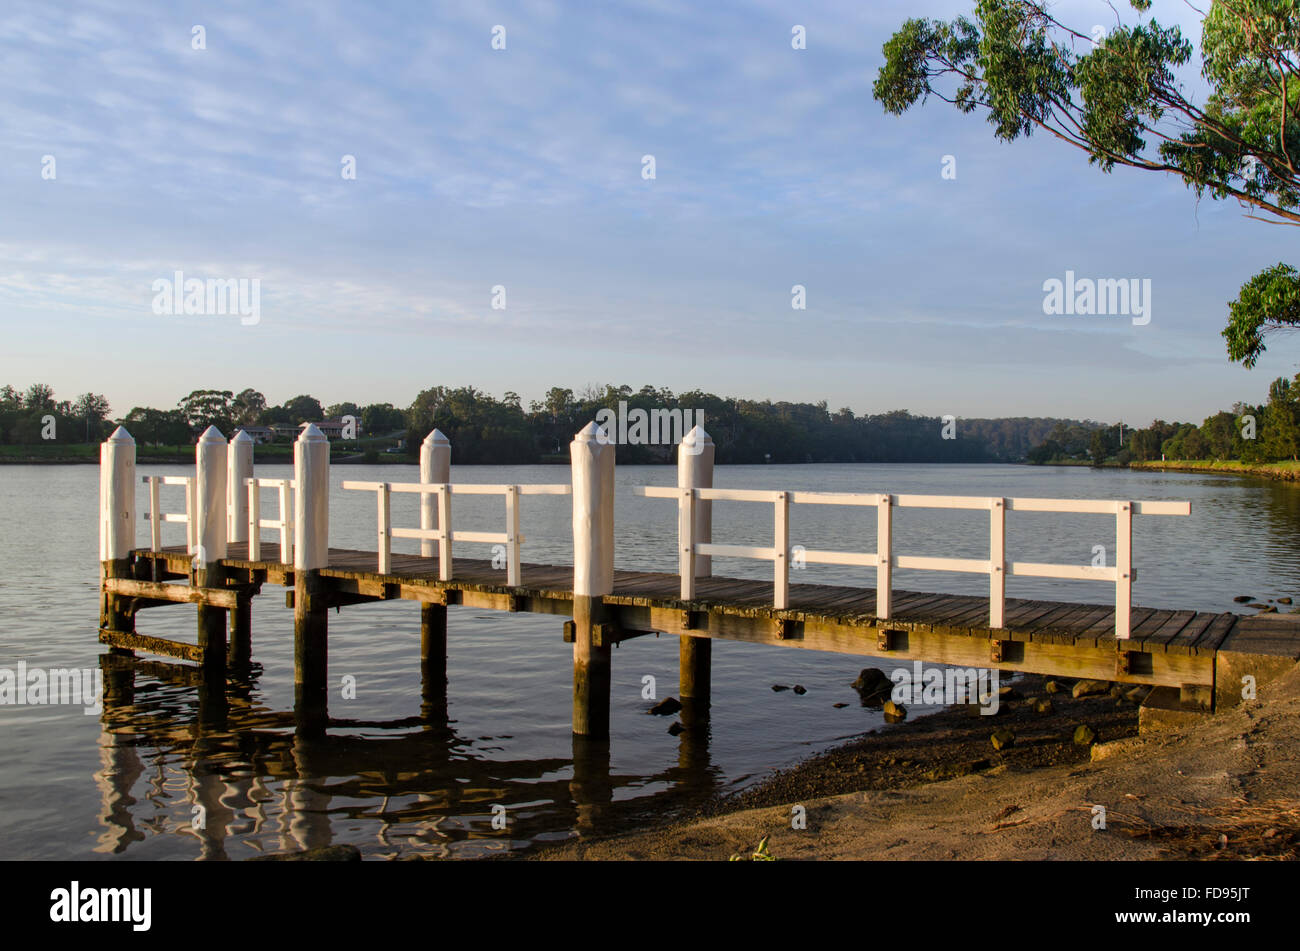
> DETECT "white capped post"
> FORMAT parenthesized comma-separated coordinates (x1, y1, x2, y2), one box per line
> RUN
(571, 421, 615, 597)
(228, 429, 254, 545)
(294, 424, 330, 571)
(99, 426, 136, 563)
(876, 494, 893, 620)
(195, 425, 229, 567)
(678, 425, 714, 577)
(420, 429, 450, 558)
(1116, 500, 1133, 639)
(989, 497, 1006, 628)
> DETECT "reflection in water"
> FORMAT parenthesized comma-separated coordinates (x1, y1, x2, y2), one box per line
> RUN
(93, 653, 722, 859)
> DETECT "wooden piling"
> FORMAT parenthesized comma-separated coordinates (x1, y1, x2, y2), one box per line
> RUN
(293, 424, 330, 730)
(571, 422, 615, 738)
(679, 634, 711, 722)
(572, 595, 612, 738)
(420, 602, 448, 717)
(195, 426, 229, 675)
(678, 425, 714, 720)
(99, 426, 137, 641)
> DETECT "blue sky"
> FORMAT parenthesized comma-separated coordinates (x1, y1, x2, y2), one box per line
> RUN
(0, 0, 1293, 424)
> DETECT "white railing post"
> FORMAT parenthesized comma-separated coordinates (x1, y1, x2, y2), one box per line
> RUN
(876, 494, 893, 619)
(679, 488, 696, 599)
(294, 424, 330, 571)
(279, 480, 294, 564)
(185, 479, 197, 554)
(678, 425, 714, 577)
(195, 425, 228, 568)
(147, 477, 161, 553)
(228, 429, 253, 545)
(437, 485, 453, 581)
(99, 426, 136, 563)
(1116, 500, 1133, 639)
(420, 429, 450, 558)
(571, 422, 615, 598)
(505, 484, 521, 585)
(377, 482, 392, 573)
(990, 497, 1005, 628)
(774, 491, 790, 609)
(247, 480, 261, 561)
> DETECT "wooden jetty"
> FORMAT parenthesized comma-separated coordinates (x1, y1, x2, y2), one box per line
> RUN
(97, 422, 1300, 739)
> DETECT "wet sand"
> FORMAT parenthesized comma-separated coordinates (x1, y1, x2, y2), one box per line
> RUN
(529, 668, 1300, 861)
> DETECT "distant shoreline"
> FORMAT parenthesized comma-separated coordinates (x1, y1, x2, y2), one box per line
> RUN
(1130, 459, 1300, 483)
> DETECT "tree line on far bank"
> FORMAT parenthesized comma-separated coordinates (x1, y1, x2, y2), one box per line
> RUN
(1027, 372, 1300, 467)
(1, 381, 1107, 465)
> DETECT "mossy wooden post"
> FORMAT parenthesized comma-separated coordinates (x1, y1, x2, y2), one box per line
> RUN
(227, 429, 254, 665)
(294, 424, 330, 732)
(571, 422, 615, 739)
(98, 427, 136, 643)
(195, 426, 229, 676)
(419, 429, 450, 702)
(678, 425, 714, 722)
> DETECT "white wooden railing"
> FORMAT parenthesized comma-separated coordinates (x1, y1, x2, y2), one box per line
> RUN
(244, 477, 295, 564)
(141, 475, 196, 553)
(633, 487, 1190, 639)
(340, 482, 571, 584)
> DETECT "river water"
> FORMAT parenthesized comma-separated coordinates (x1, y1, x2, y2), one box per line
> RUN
(2, 462, 1297, 859)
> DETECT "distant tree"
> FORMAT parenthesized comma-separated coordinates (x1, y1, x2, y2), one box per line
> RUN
(177, 389, 235, 435)
(24, 383, 54, 410)
(874, 0, 1300, 364)
(232, 388, 267, 426)
(280, 394, 324, 424)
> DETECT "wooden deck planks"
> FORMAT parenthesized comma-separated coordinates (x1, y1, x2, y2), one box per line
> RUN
(128, 545, 1255, 661)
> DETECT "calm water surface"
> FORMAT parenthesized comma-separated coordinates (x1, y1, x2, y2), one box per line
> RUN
(2, 462, 1298, 860)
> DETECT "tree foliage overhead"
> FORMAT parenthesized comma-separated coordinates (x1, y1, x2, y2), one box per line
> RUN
(873, 0, 1300, 366)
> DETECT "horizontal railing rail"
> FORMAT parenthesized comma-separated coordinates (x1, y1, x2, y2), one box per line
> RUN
(633, 486, 1190, 638)
(340, 481, 571, 584)
(244, 478, 295, 565)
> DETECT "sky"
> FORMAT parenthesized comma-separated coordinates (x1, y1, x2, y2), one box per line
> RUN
(0, 0, 1294, 426)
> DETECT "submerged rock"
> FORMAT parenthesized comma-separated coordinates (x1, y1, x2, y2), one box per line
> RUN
(852, 667, 892, 702)
(882, 700, 907, 722)
(1233, 596, 1253, 603)
(793, 684, 807, 695)
(667, 721, 685, 736)
(648, 697, 682, 716)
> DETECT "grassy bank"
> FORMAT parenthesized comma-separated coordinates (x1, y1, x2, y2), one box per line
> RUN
(1130, 459, 1300, 482)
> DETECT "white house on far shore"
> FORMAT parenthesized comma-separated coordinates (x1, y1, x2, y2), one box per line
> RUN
(299, 418, 363, 440)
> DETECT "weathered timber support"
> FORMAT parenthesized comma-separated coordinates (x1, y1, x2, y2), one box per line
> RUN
(679, 635, 711, 725)
(420, 602, 448, 720)
(293, 424, 330, 733)
(571, 422, 615, 738)
(195, 426, 229, 675)
(678, 425, 714, 722)
(99, 426, 137, 642)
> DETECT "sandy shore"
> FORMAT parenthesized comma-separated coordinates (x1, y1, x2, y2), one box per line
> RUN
(532, 667, 1300, 861)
